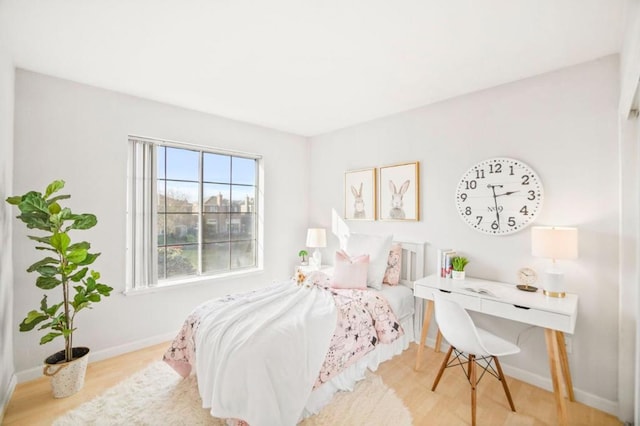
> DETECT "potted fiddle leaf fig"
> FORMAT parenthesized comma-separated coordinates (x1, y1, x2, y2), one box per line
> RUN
(6, 180, 113, 398)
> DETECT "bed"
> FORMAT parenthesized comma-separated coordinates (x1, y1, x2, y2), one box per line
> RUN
(163, 236, 425, 426)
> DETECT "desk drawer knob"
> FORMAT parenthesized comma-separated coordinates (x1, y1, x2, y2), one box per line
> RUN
(513, 304, 530, 310)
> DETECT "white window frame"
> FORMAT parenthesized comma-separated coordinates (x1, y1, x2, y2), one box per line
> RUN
(126, 135, 263, 292)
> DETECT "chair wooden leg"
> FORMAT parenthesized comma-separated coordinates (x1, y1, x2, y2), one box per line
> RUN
(469, 354, 477, 426)
(493, 356, 516, 412)
(431, 346, 454, 391)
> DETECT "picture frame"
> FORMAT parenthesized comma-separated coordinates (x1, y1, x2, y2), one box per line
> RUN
(344, 168, 376, 221)
(379, 162, 420, 221)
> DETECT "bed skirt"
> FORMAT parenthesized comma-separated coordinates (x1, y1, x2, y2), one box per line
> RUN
(300, 313, 414, 419)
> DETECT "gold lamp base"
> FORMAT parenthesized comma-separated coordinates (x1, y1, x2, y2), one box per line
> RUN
(543, 290, 566, 298)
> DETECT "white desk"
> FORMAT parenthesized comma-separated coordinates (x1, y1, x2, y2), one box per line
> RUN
(414, 274, 578, 426)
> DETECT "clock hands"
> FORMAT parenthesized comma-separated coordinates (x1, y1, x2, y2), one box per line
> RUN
(487, 184, 502, 225)
(496, 190, 520, 197)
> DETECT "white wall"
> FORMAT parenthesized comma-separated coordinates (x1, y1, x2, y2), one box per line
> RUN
(0, 48, 15, 420)
(309, 56, 620, 412)
(12, 70, 309, 378)
(619, 2, 640, 423)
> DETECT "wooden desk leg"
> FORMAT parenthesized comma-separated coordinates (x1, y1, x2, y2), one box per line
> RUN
(415, 299, 434, 370)
(544, 328, 568, 426)
(434, 329, 443, 353)
(555, 331, 576, 402)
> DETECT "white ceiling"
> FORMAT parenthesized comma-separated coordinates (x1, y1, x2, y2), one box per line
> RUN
(0, 0, 626, 137)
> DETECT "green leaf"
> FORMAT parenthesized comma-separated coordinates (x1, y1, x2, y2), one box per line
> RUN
(6, 196, 22, 205)
(44, 180, 65, 199)
(69, 267, 89, 282)
(36, 276, 61, 290)
(17, 214, 51, 231)
(70, 214, 97, 230)
(96, 284, 113, 296)
(50, 232, 70, 252)
(35, 265, 58, 277)
(47, 194, 71, 205)
(19, 311, 48, 332)
(77, 252, 100, 266)
(18, 194, 49, 215)
(68, 241, 90, 251)
(66, 248, 88, 264)
(86, 276, 96, 292)
(37, 321, 53, 330)
(87, 294, 101, 303)
(39, 295, 48, 312)
(40, 332, 63, 345)
(27, 257, 58, 272)
(48, 202, 61, 214)
(28, 235, 52, 245)
(44, 302, 62, 317)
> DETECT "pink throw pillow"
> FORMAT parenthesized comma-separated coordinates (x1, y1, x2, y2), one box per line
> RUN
(383, 243, 402, 285)
(330, 250, 369, 289)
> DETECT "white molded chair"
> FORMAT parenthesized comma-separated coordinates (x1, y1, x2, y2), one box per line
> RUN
(431, 292, 520, 426)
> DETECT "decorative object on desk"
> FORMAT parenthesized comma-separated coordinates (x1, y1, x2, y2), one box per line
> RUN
(516, 267, 538, 292)
(298, 249, 309, 265)
(436, 248, 456, 278)
(451, 256, 469, 280)
(344, 168, 376, 220)
(379, 162, 419, 221)
(531, 226, 578, 298)
(306, 228, 327, 270)
(455, 157, 543, 235)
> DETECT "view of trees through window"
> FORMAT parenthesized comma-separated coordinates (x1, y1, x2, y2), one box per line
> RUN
(156, 146, 257, 280)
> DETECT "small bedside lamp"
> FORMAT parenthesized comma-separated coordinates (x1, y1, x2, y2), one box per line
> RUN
(306, 228, 327, 270)
(531, 226, 578, 298)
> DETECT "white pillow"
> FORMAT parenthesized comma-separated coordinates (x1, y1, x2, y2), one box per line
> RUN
(345, 233, 393, 290)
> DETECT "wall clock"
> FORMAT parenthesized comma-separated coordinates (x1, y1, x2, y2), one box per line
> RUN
(455, 157, 543, 235)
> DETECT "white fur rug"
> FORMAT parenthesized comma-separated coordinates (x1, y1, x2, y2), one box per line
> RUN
(53, 361, 412, 425)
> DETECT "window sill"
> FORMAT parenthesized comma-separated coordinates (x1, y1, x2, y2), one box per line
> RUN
(123, 267, 264, 296)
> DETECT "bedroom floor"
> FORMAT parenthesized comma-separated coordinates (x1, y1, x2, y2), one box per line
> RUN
(3, 342, 621, 425)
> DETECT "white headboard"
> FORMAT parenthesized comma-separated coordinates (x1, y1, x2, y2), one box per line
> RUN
(396, 240, 426, 288)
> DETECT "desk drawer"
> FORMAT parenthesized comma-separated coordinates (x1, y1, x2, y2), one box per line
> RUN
(481, 299, 572, 332)
(414, 285, 481, 311)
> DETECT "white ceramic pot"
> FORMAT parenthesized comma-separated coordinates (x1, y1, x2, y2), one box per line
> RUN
(451, 270, 466, 280)
(43, 347, 90, 398)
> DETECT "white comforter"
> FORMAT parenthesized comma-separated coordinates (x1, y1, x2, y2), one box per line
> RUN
(194, 282, 337, 426)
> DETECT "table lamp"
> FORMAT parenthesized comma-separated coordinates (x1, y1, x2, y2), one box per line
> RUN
(306, 228, 327, 270)
(531, 226, 578, 298)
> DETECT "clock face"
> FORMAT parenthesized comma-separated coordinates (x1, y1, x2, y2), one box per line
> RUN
(517, 267, 538, 286)
(455, 158, 543, 235)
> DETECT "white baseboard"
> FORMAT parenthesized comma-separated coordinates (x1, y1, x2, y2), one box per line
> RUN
(0, 374, 17, 423)
(15, 332, 176, 383)
(420, 338, 618, 416)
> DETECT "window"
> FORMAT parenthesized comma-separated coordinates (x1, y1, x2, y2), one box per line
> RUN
(127, 136, 261, 290)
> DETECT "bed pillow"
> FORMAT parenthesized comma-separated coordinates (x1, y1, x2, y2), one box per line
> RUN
(383, 243, 402, 286)
(345, 233, 393, 290)
(330, 250, 369, 289)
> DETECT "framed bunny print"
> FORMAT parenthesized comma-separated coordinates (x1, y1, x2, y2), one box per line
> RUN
(379, 162, 420, 221)
(344, 168, 376, 220)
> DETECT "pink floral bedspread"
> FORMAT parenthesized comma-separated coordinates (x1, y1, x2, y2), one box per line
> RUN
(163, 271, 404, 389)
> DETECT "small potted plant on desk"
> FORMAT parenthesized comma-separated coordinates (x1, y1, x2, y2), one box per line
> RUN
(6, 180, 113, 398)
(451, 256, 469, 280)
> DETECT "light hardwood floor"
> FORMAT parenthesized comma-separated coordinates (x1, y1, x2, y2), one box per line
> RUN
(3, 342, 621, 425)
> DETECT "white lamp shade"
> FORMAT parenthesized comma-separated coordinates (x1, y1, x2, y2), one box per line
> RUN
(531, 226, 578, 260)
(306, 228, 327, 248)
